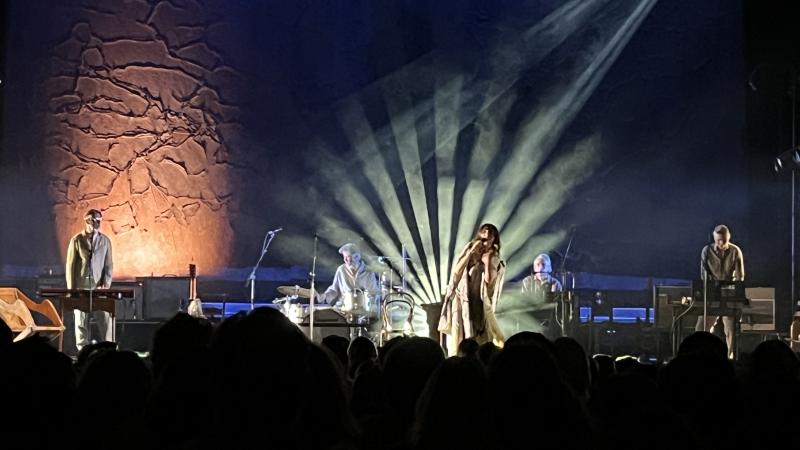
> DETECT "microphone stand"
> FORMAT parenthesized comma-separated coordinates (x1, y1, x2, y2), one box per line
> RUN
(246, 229, 279, 311)
(376, 248, 411, 287)
(86, 240, 94, 346)
(309, 235, 319, 341)
(559, 232, 575, 337)
(86, 273, 94, 346)
(702, 248, 712, 332)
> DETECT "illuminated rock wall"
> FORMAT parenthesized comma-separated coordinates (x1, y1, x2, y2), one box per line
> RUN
(45, 0, 241, 277)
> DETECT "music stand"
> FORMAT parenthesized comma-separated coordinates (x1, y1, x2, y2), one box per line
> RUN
(691, 280, 747, 311)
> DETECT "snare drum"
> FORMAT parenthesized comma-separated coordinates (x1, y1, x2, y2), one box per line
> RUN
(343, 289, 371, 315)
(287, 303, 308, 324)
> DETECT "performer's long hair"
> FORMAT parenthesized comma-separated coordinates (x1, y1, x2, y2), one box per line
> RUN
(447, 223, 502, 295)
(473, 223, 501, 255)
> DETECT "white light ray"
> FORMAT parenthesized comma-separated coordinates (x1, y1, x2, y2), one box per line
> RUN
(433, 74, 464, 295)
(304, 0, 658, 307)
(380, 75, 441, 303)
(485, 0, 659, 232)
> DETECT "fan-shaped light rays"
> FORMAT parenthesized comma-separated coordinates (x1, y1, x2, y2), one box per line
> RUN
(304, 0, 657, 305)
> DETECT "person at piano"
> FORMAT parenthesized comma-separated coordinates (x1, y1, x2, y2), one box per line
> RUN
(521, 253, 563, 296)
(697, 224, 744, 357)
(65, 209, 114, 350)
(520, 253, 563, 339)
(438, 223, 506, 357)
(314, 243, 380, 313)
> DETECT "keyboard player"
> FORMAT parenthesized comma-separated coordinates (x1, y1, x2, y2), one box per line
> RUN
(697, 224, 745, 357)
(520, 253, 563, 339)
(65, 209, 114, 350)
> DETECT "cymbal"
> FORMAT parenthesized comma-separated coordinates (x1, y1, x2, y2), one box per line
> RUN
(277, 285, 313, 298)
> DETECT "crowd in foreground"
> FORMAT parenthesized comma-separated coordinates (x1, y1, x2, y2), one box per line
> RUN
(1, 308, 799, 450)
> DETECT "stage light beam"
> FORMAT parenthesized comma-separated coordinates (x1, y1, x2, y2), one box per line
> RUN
(306, 0, 658, 307)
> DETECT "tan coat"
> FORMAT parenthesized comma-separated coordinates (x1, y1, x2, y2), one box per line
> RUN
(438, 243, 506, 356)
(66, 230, 113, 289)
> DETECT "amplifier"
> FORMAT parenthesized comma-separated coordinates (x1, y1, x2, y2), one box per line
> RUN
(116, 320, 161, 352)
(137, 277, 190, 320)
(741, 287, 775, 331)
(653, 285, 692, 329)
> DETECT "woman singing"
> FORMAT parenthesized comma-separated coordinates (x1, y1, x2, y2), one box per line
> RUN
(438, 223, 506, 357)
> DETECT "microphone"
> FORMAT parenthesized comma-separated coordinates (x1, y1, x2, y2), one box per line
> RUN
(377, 256, 413, 269)
(378, 257, 397, 272)
(470, 239, 485, 253)
(267, 227, 283, 235)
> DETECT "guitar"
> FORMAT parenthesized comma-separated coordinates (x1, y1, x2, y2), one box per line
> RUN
(186, 264, 205, 318)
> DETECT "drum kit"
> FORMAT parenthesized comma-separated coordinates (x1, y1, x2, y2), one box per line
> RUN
(272, 280, 415, 344)
(260, 239, 416, 344)
(273, 285, 374, 324)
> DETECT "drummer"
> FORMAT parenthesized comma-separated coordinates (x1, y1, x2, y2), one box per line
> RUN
(315, 243, 381, 312)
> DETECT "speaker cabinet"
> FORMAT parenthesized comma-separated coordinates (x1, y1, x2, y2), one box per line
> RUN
(137, 277, 189, 320)
(653, 285, 692, 329)
(742, 287, 775, 331)
(116, 320, 162, 352)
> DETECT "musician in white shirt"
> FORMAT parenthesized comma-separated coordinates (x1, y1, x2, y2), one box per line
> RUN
(65, 209, 114, 350)
(520, 253, 563, 339)
(316, 243, 380, 311)
(520, 253, 563, 295)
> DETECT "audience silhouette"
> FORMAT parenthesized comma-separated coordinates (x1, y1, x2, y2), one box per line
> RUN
(2, 310, 799, 450)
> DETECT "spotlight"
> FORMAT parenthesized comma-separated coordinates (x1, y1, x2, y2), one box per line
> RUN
(793, 148, 800, 164)
(775, 157, 784, 173)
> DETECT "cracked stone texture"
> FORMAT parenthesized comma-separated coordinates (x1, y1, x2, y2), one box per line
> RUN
(46, 0, 241, 277)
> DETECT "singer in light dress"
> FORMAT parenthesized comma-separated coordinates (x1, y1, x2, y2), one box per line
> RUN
(438, 223, 506, 357)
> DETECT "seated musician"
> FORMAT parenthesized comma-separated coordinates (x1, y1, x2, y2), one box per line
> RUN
(65, 209, 114, 350)
(315, 243, 380, 315)
(520, 253, 563, 339)
(521, 253, 563, 297)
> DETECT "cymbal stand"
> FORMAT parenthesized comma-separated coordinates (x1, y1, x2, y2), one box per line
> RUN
(379, 271, 390, 347)
(309, 234, 319, 341)
(377, 256, 398, 347)
(401, 244, 408, 292)
(401, 244, 415, 334)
